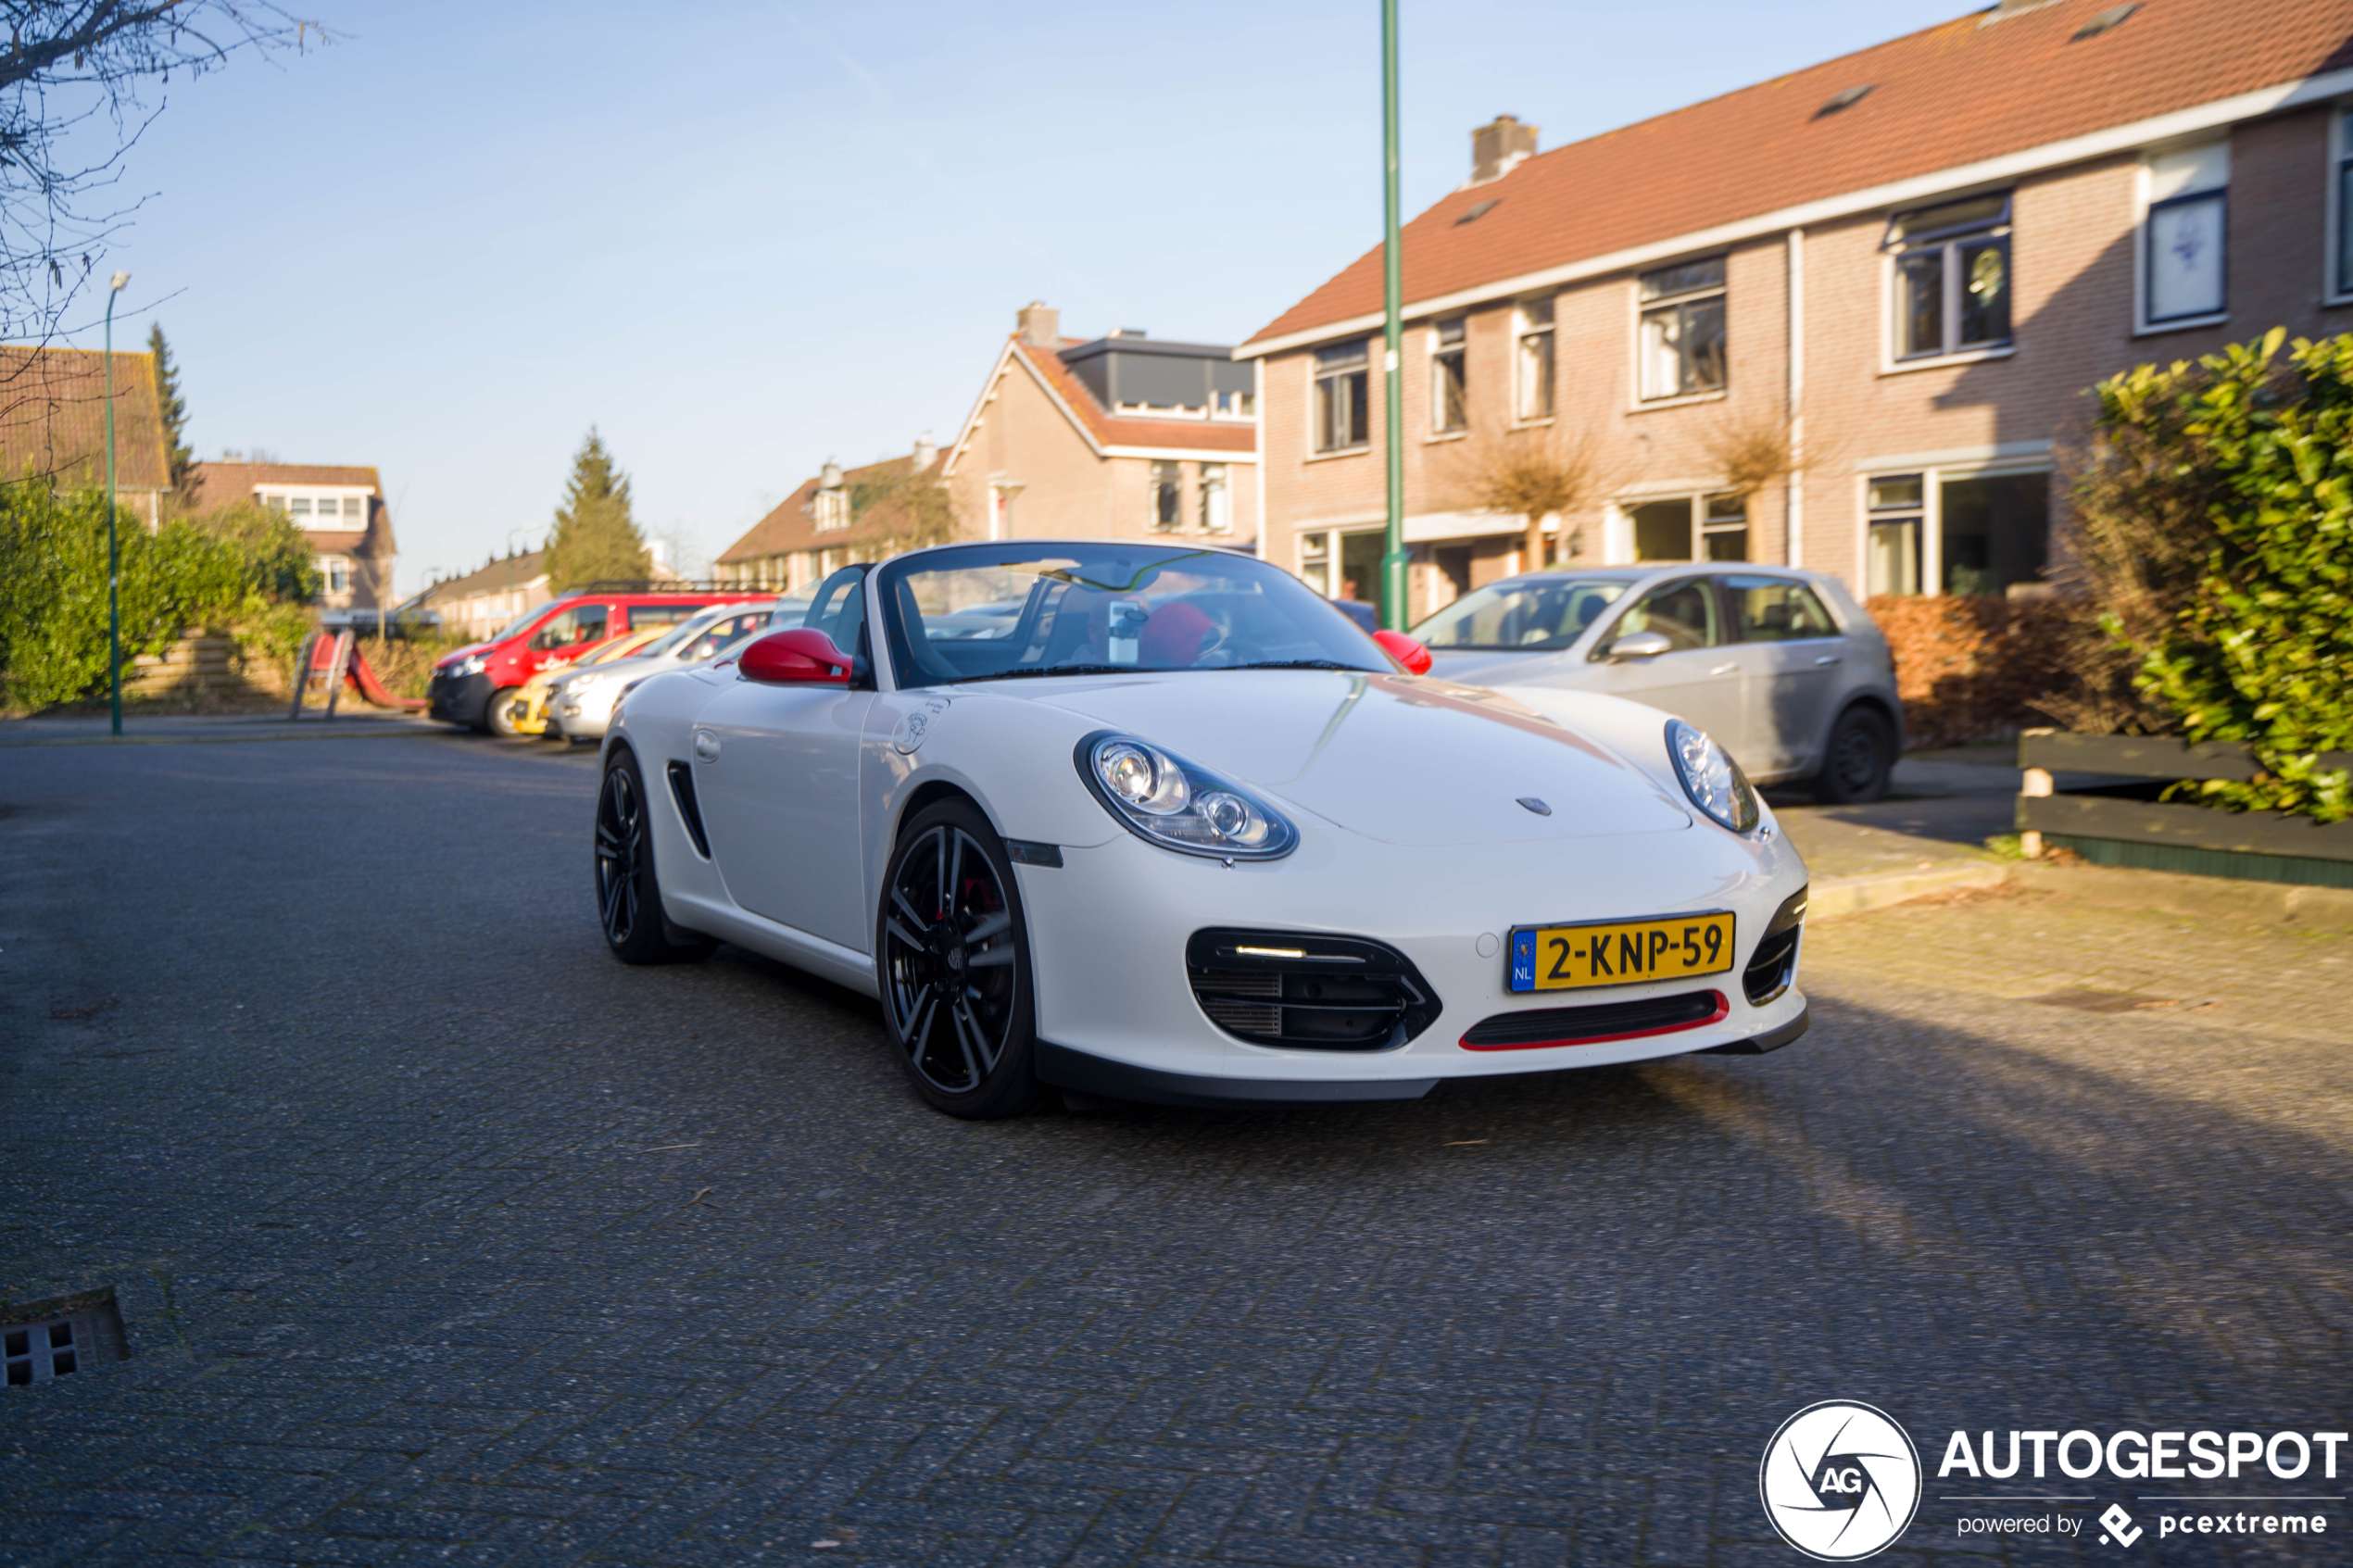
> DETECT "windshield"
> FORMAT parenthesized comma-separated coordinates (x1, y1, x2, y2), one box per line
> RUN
(877, 544, 1388, 688)
(1412, 575, 1637, 651)
(490, 605, 549, 643)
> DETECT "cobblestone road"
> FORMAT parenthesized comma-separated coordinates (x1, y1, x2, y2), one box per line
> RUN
(2, 736, 2346, 1567)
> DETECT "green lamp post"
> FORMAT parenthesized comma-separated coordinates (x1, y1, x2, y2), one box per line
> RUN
(105, 270, 130, 735)
(1378, 0, 1407, 630)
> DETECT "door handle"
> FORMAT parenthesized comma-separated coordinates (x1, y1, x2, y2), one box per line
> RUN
(1814, 655, 1843, 666)
(1709, 662, 1738, 676)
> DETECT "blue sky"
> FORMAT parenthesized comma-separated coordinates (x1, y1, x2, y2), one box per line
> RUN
(78, 0, 1968, 594)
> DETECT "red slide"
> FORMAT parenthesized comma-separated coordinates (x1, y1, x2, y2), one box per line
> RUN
(346, 646, 425, 709)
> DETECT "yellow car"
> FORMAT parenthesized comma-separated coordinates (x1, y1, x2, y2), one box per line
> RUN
(505, 624, 672, 737)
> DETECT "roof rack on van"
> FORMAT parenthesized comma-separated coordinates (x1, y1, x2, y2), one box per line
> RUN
(561, 580, 744, 594)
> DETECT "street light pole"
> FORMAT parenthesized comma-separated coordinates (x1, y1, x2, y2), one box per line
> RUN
(105, 270, 130, 735)
(1379, 0, 1407, 631)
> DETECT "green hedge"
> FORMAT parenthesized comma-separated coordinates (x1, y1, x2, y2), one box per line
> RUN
(2095, 329, 2353, 822)
(0, 488, 321, 710)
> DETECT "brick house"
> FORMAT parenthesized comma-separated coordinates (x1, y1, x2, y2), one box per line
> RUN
(1239, 0, 2353, 624)
(0, 345, 170, 526)
(940, 304, 1259, 548)
(715, 443, 951, 592)
(188, 461, 399, 612)
(410, 549, 552, 641)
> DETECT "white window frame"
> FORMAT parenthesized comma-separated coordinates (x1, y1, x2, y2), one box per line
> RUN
(1429, 318, 1468, 436)
(1309, 341, 1371, 457)
(1514, 296, 1555, 423)
(2135, 138, 2231, 334)
(1613, 490, 1750, 565)
(1880, 193, 2017, 373)
(1298, 528, 1334, 596)
(813, 487, 850, 533)
(2326, 105, 2353, 307)
(1632, 257, 1730, 407)
(1199, 463, 1231, 533)
(256, 485, 372, 531)
(1849, 460, 2052, 597)
(1148, 460, 1183, 532)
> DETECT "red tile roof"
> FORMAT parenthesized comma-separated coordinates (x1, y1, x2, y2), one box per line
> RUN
(1010, 337, 1256, 453)
(422, 548, 548, 604)
(0, 346, 170, 489)
(1246, 0, 2353, 345)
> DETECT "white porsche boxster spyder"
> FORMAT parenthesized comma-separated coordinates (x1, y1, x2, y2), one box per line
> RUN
(597, 541, 1810, 1118)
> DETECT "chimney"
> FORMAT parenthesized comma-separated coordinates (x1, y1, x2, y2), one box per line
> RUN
(912, 432, 937, 470)
(821, 458, 842, 489)
(1017, 300, 1060, 348)
(1470, 114, 1538, 185)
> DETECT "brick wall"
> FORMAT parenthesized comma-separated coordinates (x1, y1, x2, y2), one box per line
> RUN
(1256, 102, 2353, 613)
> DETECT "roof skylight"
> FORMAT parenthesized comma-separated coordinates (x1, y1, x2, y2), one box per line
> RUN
(1815, 84, 1874, 118)
(1455, 199, 1501, 226)
(2071, 4, 2138, 40)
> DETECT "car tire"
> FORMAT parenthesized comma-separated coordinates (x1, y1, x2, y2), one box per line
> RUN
(875, 798, 1043, 1120)
(595, 747, 715, 965)
(484, 688, 525, 739)
(1811, 706, 1895, 805)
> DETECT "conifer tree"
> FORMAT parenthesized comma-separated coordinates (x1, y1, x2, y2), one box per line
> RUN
(148, 322, 194, 501)
(544, 428, 649, 590)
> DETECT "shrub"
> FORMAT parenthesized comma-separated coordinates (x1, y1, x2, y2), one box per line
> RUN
(0, 487, 252, 709)
(2076, 329, 2353, 822)
(1865, 594, 2074, 749)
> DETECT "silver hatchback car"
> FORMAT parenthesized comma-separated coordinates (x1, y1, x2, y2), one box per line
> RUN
(1410, 563, 1905, 802)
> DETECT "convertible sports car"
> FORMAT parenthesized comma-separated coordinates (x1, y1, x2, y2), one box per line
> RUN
(598, 541, 1810, 1118)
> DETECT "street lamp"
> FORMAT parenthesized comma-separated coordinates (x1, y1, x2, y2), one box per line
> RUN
(1378, 0, 1407, 630)
(105, 270, 130, 735)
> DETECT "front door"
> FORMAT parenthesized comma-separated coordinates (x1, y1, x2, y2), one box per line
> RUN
(692, 568, 875, 950)
(1579, 577, 1746, 757)
(1720, 574, 1846, 776)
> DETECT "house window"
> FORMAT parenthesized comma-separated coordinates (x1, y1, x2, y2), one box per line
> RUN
(1299, 531, 1333, 596)
(323, 557, 350, 594)
(1431, 318, 1467, 433)
(2338, 109, 2353, 297)
(2145, 142, 2228, 325)
(1313, 341, 1369, 451)
(1866, 475, 1923, 596)
(1212, 389, 1255, 419)
(1199, 464, 1230, 533)
(1637, 257, 1727, 400)
(1516, 297, 1554, 420)
(289, 496, 311, 517)
(1886, 193, 2012, 360)
(1941, 472, 2048, 597)
(1627, 493, 1747, 562)
(1150, 461, 1182, 530)
(813, 487, 849, 532)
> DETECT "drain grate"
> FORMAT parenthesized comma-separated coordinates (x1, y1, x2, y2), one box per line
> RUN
(1, 1286, 127, 1386)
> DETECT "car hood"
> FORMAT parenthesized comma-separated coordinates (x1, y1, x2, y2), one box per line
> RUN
(1424, 646, 1583, 687)
(435, 641, 490, 670)
(1025, 670, 1690, 846)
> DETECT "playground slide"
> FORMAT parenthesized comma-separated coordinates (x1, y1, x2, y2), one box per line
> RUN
(298, 632, 426, 711)
(347, 647, 425, 709)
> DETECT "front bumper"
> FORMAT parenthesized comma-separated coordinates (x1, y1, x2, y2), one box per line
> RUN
(426, 669, 499, 727)
(554, 681, 623, 740)
(1013, 816, 1810, 1099)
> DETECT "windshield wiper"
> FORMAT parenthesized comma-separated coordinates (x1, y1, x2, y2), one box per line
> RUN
(949, 663, 1139, 684)
(1224, 659, 1372, 671)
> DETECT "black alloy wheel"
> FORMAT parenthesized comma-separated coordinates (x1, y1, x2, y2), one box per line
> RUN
(595, 748, 713, 965)
(1812, 706, 1894, 805)
(877, 800, 1041, 1118)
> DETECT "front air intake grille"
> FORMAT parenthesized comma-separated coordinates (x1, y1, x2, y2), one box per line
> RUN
(1743, 885, 1808, 1006)
(666, 761, 711, 859)
(1461, 989, 1727, 1051)
(1186, 929, 1441, 1052)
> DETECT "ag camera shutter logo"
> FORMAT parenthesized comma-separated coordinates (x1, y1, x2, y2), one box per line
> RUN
(1759, 1400, 1922, 1561)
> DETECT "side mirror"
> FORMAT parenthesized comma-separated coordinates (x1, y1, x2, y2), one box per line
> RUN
(1372, 629, 1433, 675)
(739, 628, 853, 685)
(1607, 630, 1676, 662)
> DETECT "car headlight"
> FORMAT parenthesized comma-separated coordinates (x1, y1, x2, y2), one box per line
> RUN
(453, 655, 486, 677)
(1076, 732, 1298, 860)
(1665, 718, 1760, 834)
(567, 673, 602, 694)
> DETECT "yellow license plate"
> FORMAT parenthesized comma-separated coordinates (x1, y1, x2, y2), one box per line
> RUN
(1507, 912, 1736, 992)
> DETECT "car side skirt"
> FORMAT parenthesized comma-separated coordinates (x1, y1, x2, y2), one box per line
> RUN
(660, 888, 880, 997)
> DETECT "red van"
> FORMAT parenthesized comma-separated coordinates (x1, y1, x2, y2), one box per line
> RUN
(428, 590, 737, 734)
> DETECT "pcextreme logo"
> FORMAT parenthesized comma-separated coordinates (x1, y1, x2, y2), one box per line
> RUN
(1759, 1401, 1924, 1562)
